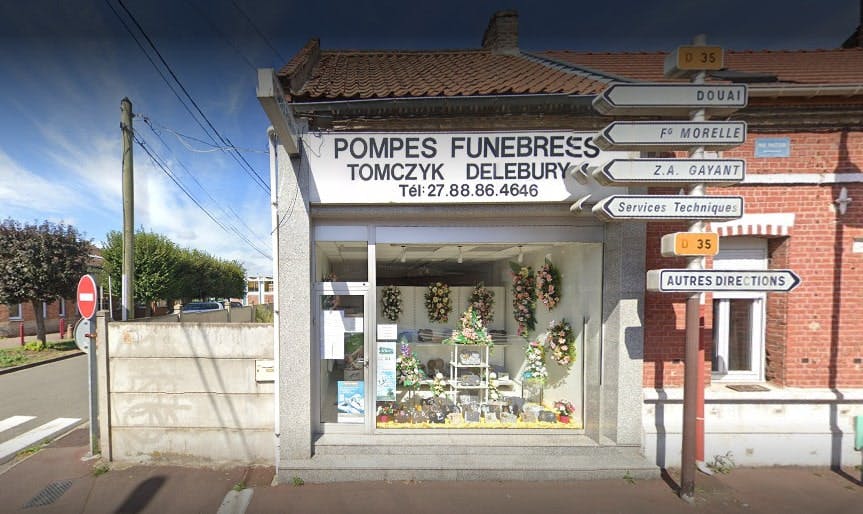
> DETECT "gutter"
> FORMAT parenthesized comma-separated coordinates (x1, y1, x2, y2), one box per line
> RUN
(289, 93, 596, 115)
(747, 84, 863, 98)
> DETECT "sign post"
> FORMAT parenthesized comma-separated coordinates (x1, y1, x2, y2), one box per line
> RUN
(76, 274, 99, 458)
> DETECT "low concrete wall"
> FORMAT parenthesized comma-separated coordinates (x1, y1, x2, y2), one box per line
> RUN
(643, 387, 863, 468)
(99, 320, 274, 466)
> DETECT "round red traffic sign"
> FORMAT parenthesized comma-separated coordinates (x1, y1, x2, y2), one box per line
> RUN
(77, 274, 98, 320)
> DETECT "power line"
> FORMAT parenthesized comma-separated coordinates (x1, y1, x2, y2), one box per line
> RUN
(138, 115, 266, 154)
(185, 0, 258, 72)
(133, 133, 272, 260)
(230, 0, 286, 64)
(110, 0, 271, 194)
(139, 116, 271, 246)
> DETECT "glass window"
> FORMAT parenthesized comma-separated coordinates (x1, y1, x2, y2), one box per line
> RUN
(372, 241, 597, 430)
(7, 303, 22, 320)
(247, 280, 259, 292)
(712, 237, 767, 382)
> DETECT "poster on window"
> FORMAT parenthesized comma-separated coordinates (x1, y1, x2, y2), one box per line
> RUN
(322, 310, 346, 359)
(376, 341, 397, 401)
(337, 380, 365, 423)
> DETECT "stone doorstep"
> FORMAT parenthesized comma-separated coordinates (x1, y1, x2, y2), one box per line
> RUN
(276, 451, 659, 483)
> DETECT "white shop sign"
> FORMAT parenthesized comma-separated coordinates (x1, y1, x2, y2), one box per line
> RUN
(305, 131, 629, 204)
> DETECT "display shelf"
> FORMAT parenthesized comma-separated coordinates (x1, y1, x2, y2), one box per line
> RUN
(449, 344, 490, 405)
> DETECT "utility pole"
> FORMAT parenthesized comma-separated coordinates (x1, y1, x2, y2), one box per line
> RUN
(121, 98, 135, 320)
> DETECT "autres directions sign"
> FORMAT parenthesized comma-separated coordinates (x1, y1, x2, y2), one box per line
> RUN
(646, 269, 801, 293)
(592, 83, 747, 116)
(592, 195, 744, 222)
(593, 121, 747, 151)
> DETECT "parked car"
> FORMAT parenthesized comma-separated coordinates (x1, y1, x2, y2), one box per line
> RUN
(181, 301, 224, 313)
(229, 301, 244, 308)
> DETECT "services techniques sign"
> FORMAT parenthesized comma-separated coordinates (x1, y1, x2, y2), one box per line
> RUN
(304, 131, 629, 204)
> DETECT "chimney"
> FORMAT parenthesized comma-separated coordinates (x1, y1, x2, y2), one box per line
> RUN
(842, 0, 862, 47)
(481, 10, 519, 54)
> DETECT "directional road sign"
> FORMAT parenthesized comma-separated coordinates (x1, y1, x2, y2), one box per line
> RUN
(77, 274, 98, 320)
(646, 269, 801, 293)
(661, 232, 719, 257)
(593, 83, 747, 116)
(582, 159, 745, 186)
(594, 121, 747, 151)
(592, 195, 743, 222)
(664, 45, 724, 78)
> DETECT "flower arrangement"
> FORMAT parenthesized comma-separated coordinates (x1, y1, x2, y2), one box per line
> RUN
(488, 372, 502, 401)
(522, 338, 547, 385)
(424, 281, 453, 323)
(431, 372, 447, 398)
(510, 263, 537, 336)
(444, 307, 494, 349)
(396, 343, 423, 388)
(380, 285, 402, 322)
(546, 319, 576, 367)
(468, 282, 495, 326)
(536, 259, 561, 311)
(553, 399, 576, 417)
(377, 402, 395, 417)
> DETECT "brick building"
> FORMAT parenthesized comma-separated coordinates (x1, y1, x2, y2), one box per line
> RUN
(257, 10, 863, 480)
(1, 298, 77, 338)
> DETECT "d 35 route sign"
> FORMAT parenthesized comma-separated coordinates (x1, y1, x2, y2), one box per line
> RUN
(594, 121, 747, 151)
(580, 159, 745, 186)
(661, 232, 719, 257)
(664, 45, 724, 77)
(76, 274, 98, 320)
(646, 269, 801, 293)
(592, 83, 747, 116)
(592, 195, 743, 222)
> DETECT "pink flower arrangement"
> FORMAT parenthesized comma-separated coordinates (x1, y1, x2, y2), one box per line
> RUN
(553, 399, 576, 417)
(536, 259, 561, 311)
(469, 283, 495, 326)
(510, 263, 536, 336)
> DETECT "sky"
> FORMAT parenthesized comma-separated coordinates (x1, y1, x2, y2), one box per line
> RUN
(0, 0, 859, 276)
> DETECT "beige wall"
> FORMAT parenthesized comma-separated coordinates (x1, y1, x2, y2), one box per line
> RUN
(99, 320, 274, 466)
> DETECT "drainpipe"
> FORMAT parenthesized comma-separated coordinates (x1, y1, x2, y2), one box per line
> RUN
(268, 126, 281, 467)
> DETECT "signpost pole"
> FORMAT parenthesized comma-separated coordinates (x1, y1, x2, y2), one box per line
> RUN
(679, 34, 708, 503)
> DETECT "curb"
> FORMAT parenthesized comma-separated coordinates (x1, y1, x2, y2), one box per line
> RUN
(0, 351, 85, 376)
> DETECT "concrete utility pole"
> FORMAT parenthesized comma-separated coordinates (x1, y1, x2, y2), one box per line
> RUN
(120, 98, 135, 320)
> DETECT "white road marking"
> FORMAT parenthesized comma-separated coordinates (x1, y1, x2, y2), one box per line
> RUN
(0, 415, 36, 433)
(0, 417, 81, 464)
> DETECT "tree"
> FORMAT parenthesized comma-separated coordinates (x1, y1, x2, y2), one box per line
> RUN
(101, 229, 247, 313)
(0, 219, 91, 344)
(101, 230, 180, 315)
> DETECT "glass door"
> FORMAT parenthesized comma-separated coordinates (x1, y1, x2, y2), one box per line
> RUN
(315, 282, 370, 428)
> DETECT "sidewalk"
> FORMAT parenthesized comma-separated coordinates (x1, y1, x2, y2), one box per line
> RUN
(1, 331, 68, 350)
(0, 427, 860, 514)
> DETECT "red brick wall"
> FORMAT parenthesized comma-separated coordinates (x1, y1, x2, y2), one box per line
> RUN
(643, 129, 863, 388)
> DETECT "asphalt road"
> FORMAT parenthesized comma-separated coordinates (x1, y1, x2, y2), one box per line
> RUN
(0, 355, 88, 445)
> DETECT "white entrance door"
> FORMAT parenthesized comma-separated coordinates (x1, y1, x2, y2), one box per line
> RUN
(315, 282, 370, 431)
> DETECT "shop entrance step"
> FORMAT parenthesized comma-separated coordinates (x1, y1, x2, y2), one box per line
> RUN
(277, 434, 658, 483)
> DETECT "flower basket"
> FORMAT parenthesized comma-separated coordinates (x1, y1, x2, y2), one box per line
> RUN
(443, 307, 494, 350)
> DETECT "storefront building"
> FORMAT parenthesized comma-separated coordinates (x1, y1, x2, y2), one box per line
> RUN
(258, 12, 863, 481)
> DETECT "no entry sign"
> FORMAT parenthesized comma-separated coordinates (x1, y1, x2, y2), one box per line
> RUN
(77, 274, 98, 320)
